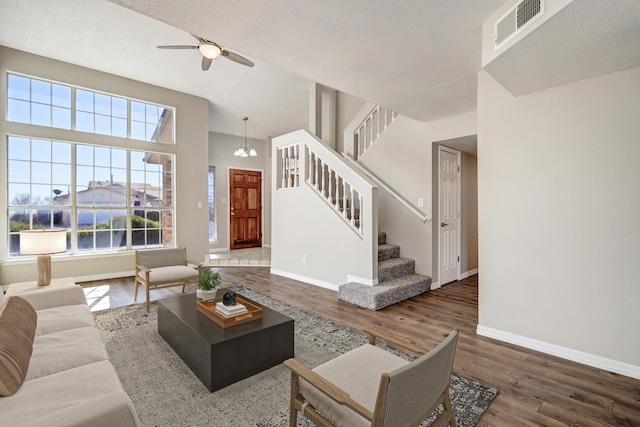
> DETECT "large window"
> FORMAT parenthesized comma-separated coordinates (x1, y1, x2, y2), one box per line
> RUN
(7, 138, 174, 256)
(208, 166, 216, 241)
(7, 73, 175, 144)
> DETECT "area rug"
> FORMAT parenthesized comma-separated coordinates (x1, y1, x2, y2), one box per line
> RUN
(94, 286, 498, 426)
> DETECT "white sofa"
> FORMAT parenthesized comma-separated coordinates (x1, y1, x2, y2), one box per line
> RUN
(0, 285, 140, 427)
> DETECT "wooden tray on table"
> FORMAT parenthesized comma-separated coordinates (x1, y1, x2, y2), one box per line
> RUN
(196, 296, 263, 328)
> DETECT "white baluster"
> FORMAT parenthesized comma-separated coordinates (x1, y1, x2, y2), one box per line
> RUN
(314, 154, 319, 191)
(307, 150, 312, 185)
(294, 145, 299, 187)
(342, 180, 347, 219)
(280, 148, 286, 189)
(359, 193, 364, 234)
(327, 168, 333, 204)
(320, 161, 326, 196)
(375, 105, 381, 139)
(350, 187, 355, 226)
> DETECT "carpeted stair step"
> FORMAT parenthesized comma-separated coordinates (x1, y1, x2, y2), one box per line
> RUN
(378, 232, 386, 245)
(338, 274, 431, 311)
(378, 243, 400, 261)
(378, 257, 415, 283)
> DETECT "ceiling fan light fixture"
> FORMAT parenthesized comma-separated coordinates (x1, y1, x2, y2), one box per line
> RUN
(199, 43, 222, 59)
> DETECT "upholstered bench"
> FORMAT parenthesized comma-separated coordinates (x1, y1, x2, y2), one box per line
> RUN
(134, 247, 203, 312)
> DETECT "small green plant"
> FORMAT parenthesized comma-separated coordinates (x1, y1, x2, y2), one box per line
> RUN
(198, 269, 222, 291)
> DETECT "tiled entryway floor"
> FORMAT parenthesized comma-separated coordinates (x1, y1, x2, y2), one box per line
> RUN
(207, 247, 271, 267)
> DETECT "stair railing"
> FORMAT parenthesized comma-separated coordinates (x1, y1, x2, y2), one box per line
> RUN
(275, 131, 373, 236)
(273, 129, 379, 287)
(307, 147, 363, 234)
(343, 102, 398, 160)
(343, 152, 431, 224)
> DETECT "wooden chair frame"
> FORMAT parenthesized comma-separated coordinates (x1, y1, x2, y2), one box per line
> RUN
(284, 328, 459, 427)
(134, 247, 204, 312)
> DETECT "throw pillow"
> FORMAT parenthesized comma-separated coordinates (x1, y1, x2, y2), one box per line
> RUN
(0, 296, 37, 396)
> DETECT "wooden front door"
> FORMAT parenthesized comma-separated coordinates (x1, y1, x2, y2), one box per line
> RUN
(230, 169, 262, 249)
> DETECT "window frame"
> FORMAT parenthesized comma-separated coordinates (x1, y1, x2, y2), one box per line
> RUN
(5, 71, 179, 259)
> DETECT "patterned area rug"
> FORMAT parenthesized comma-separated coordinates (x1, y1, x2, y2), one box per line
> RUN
(94, 286, 498, 426)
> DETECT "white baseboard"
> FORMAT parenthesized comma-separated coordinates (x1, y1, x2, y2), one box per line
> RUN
(263, 244, 271, 248)
(477, 325, 640, 380)
(74, 270, 134, 283)
(430, 281, 441, 290)
(346, 275, 378, 286)
(459, 268, 478, 280)
(270, 269, 339, 292)
(208, 247, 230, 254)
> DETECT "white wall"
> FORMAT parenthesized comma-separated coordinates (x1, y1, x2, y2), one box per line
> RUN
(358, 112, 477, 278)
(208, 132, 271, 251)
(0, 46, 210, 284)
(336, 91, 366, 154)
(477, 67, 640, 377)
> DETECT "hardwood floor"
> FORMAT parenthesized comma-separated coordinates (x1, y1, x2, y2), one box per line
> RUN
(79, 268, 640, 426)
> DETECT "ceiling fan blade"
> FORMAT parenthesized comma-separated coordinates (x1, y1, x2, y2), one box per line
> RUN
(191, 33, 207, 44)
(157, 45, 198, 50)
(221, 50, 255, 67)
(202, 56, 213, 71)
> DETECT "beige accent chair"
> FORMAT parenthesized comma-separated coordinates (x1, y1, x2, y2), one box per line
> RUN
(284, 328, 459, 427)
(134, 247, 203, 312)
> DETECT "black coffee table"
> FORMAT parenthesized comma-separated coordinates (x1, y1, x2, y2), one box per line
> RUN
(158, 291, 294, 392)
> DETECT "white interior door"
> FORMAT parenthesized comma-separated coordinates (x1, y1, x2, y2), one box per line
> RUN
(439, 147, 461, 286)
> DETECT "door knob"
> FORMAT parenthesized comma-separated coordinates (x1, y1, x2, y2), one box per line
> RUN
(441, 222, 448, 227)
(231, 212, 235, 216)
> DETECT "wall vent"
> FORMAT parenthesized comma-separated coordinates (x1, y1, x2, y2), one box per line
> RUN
(494, 0, 544, 50)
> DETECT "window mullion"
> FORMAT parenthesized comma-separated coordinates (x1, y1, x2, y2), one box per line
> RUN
(70, 142, 78, 254)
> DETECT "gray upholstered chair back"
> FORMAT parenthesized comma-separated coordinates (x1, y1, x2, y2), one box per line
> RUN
(380, 330, 458, 426)
(136, 247, 187, 269)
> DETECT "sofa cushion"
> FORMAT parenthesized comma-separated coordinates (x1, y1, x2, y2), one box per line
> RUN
(0, 360, 140, 427)
(0, 296, 37, 396)
(299, 344, 408, 427)
(26, 327, 109, 381)
(138, 265, 199, 283)
(35, 304, 96, 336)
(17, 285, 87, 311)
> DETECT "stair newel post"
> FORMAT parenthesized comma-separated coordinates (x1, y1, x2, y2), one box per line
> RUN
(359, 193, 364, 234)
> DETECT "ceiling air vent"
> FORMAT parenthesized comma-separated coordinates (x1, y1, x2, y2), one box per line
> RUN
(494, 0, 544, 50)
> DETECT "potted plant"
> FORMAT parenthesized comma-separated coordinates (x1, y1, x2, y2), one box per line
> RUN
(196, 269, 222, 300)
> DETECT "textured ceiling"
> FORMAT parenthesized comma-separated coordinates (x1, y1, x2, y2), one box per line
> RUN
(484, 0, 640, 96)
(107, 0, 505, 123)
(1, 0, 638, 139)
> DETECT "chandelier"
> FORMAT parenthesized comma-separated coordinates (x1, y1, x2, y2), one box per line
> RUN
(234, 116, 257, 157)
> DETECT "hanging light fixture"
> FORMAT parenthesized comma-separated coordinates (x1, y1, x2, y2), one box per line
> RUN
(234, 116, 257, 157)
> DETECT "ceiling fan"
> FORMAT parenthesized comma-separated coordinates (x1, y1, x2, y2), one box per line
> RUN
(157, 34, 255, 71)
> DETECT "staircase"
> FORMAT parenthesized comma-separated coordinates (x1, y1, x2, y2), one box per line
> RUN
(338, 232, 431, 310)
